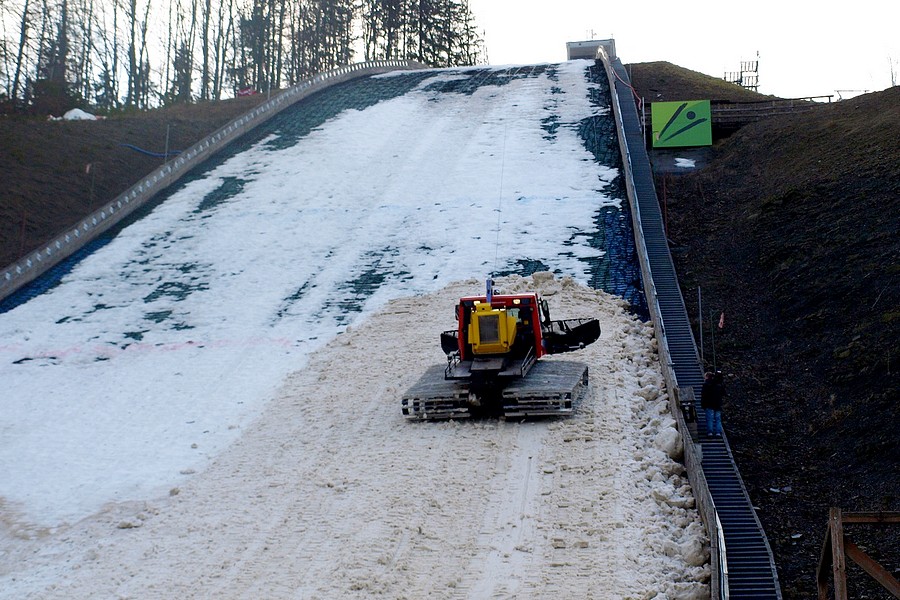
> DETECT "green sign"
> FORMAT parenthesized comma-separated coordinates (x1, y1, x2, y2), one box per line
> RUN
(651, 100, 712, 148)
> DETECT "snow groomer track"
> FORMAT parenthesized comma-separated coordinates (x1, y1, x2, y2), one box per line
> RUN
(1, 55, 775, 598)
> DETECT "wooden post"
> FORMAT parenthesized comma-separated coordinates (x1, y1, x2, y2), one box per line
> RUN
(816, 508, 900, 600)
(830, 508, 848, 600)
(844, 539, 900, 597)
(818, 513, 834, 599)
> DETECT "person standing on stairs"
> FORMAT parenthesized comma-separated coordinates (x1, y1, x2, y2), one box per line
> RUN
(701, 371, 726, 437)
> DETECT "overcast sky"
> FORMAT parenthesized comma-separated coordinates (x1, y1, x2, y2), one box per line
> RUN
(470, 0, 899, 100)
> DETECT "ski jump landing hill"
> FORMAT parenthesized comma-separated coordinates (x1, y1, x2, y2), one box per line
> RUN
(0, 46, 780, 599)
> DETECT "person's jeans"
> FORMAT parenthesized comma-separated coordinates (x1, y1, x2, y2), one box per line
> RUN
(705, 408, 722, 436)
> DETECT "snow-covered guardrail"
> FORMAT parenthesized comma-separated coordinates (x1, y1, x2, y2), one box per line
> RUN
(0, 59, 426, 303)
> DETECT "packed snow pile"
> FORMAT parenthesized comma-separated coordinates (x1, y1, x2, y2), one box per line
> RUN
(47, 108, 101, 121)
(0, 275, 709, 599)
(64, 108, 98, 120)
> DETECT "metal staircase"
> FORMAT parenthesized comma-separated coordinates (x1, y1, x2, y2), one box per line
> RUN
(605, 54, 783, 599)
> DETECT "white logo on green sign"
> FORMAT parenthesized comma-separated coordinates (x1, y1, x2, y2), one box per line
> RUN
(651, 100, 712, 148)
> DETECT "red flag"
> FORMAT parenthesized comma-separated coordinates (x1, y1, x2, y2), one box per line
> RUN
(237, 87, 257, 97)
(718, 311, 725, 329)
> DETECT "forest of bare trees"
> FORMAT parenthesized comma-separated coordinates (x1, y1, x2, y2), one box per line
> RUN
(0, 0, 485, 113)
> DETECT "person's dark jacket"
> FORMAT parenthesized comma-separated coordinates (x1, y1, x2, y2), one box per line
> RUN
(701, 374, 726, 410)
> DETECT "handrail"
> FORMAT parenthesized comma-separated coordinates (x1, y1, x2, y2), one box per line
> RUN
(717, 511, 730, 600)
(596, 49, 669, 370)
(596, 45, 728, 597)
(600, 45, 782, 598)
(674, 386, 724, 595)
(0, 59, 427, 304)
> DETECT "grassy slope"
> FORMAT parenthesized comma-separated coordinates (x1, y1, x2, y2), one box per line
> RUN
(0, 95, 267, 268)
(626, 60, 776, 103)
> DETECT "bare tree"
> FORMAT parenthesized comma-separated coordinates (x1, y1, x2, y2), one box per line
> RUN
(9, 0, 33, 102)
(123, 0, 152, 107)
(27, 0, 80, 113)
(164, 0, 198, 103)
(71, 0, 96, 102)
(210, 0, 234, 98)
(360, 0, 405, 61)
(199, 0, 211, 99)
(1, 0, 480, 110)
(92, 0, 119, 109)
(123, 0, 138, 105)
(410, 0, 482, 67)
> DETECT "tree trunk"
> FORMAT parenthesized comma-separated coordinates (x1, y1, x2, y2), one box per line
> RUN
(11, 0, 32, 101)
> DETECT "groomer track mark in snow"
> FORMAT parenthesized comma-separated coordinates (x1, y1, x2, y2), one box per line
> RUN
(1, 61, 705, 596)
(1, 276, 708, 598)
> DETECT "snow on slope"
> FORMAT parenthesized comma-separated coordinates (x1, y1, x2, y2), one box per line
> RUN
(1, 60, 709, 597)
(0, 61, 621, 527)
(0, 275, 708, 599)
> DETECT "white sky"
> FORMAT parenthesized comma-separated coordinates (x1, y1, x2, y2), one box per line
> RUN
(471, 0, 900, 99)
